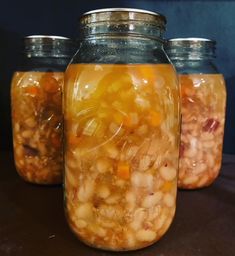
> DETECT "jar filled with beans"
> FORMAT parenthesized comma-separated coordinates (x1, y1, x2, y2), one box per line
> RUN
(64, 9, 180, 250)
(166, 38, 226, 189)
(11, 35, 75, 184)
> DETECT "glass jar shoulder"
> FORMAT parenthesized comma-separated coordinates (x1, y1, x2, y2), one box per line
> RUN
(172, 60, 219, 75)
(71, 39, 171, 65)
(18, 56, 71, 73)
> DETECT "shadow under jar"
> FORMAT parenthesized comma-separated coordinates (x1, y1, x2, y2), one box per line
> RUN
(64, 8, 180, 251)
(166, 38, 227, 189)
(11, 35, 75, 185)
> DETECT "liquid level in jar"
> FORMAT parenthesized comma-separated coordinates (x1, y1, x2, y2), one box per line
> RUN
(64, 64, 180, 251)
(11, 71, 64, 184)
(179, 74, 226, 189)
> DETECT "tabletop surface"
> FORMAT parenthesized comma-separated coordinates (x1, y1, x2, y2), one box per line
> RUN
(0, 151, 234, 256)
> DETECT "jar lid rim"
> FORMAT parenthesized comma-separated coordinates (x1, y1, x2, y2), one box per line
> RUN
(166, 37, 216, 49)
(81, 8, 166, 25)
(83, 8, 163, 17)
(25, 35, 71, 40)
(168, 37, 215, 43)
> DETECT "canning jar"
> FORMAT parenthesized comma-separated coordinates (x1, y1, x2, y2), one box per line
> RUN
(166, 38, 226, 189)
(11, 35, 75, 184)
(64, 8, 180, 251)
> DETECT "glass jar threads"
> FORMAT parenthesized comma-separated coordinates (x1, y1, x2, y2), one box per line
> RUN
(11, 35, 75, 184)
(64, 9, 180, 251)
(166, 38, 226, 189)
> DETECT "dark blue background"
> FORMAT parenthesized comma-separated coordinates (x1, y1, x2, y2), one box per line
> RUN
(0, 0, 234, 153)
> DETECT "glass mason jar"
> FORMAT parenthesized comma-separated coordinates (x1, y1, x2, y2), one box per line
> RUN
(64, 9, 180, 251)
(11, 35, 75, 184)
(166, 38, 226, 189)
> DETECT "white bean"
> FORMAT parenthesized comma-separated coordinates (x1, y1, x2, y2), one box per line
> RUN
(183, 175, 199, 185)
(97, 185, 110, 199)
(106, 144, 119, 159)
(95, 157, 112, 173)
(142, 192, 163, 208)
(193, 162, 207, 174)
(131, 172, 153, 188)
(125, 191, 136, 207)
(163, 193, 175, 207)
(159, 166, 177, 181)
(76, 219, 87, 229)
(155, 210, 167, 230)
(138, 155, 151, 171)
(25, 117, 37, 128)
(203, 140, 215, 149)
(75, 203, 93, 220)
(135, 229, 156, 242)
(77, 180, 95, 202)
(21, 130, 33, 139)
(130, 208, 146, 230)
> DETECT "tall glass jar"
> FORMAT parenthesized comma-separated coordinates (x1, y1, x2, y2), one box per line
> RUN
(64, 9, 180, 251)
(11, 35, 75, 184)
(166, 38, 226, 189)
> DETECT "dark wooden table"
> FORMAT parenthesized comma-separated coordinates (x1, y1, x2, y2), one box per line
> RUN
(0, 151, 234, 256)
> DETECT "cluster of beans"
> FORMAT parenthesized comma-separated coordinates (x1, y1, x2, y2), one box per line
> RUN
(12, 72, 64, 184)
(64, 64, 180, 250)
(179, 74, 226, 189)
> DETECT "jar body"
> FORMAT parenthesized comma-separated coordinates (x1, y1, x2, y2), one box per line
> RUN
(64, 35, 180, 249)
(179, 73, 226, 188)
(11, 36, 75, 184)
(166, 39, 227, 189)
(11, 67, 65, 184)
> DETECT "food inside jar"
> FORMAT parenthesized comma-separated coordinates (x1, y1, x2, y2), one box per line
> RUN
(179, 74, 226, 189)
(64, 64, 180, 250)
(11, 71, 64, 184)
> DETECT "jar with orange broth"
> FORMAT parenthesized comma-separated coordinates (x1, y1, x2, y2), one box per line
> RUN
(11, 35, 75, 184)
(64, 9, 180, 251)
(166, 38, 226, 189)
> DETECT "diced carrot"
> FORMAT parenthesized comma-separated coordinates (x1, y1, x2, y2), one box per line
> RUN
(179, 76, 195, 97)
(123, 115, 133, 127)
(51, 134, 62, 149)
(162, 181, 173, 192)
(25, 86, 40, 96)
(113, 112, 123, 125)
(117, 162, 130, 180)
(123, 112, 139, 128)
(68, 134, 81, 146)
(41, 75, 59, 93)
(147, 110, 162, 127)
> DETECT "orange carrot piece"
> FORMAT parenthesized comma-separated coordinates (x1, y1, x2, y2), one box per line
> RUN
(41, 75, 59, 93)
(162, 181, 173, 192)
(117, 162, 130, 180)
(25, 86, 40, 96)
(123, 113, 138, 128)
(123, 115, 133, 128)
(68, 134, 81, 146)
(51, 134, 62, 149)
(148, 110, 162, 127)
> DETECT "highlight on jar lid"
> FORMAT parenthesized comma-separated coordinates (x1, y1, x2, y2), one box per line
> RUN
(24, 35, 77, 57)
(166, 37, 216, 48)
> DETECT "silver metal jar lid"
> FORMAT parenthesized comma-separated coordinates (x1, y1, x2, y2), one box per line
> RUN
(24, 35, 71, 44)
(166, 38, 216, 48)
(24, 35, 76, 57)
(80, 8, 166, 28)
